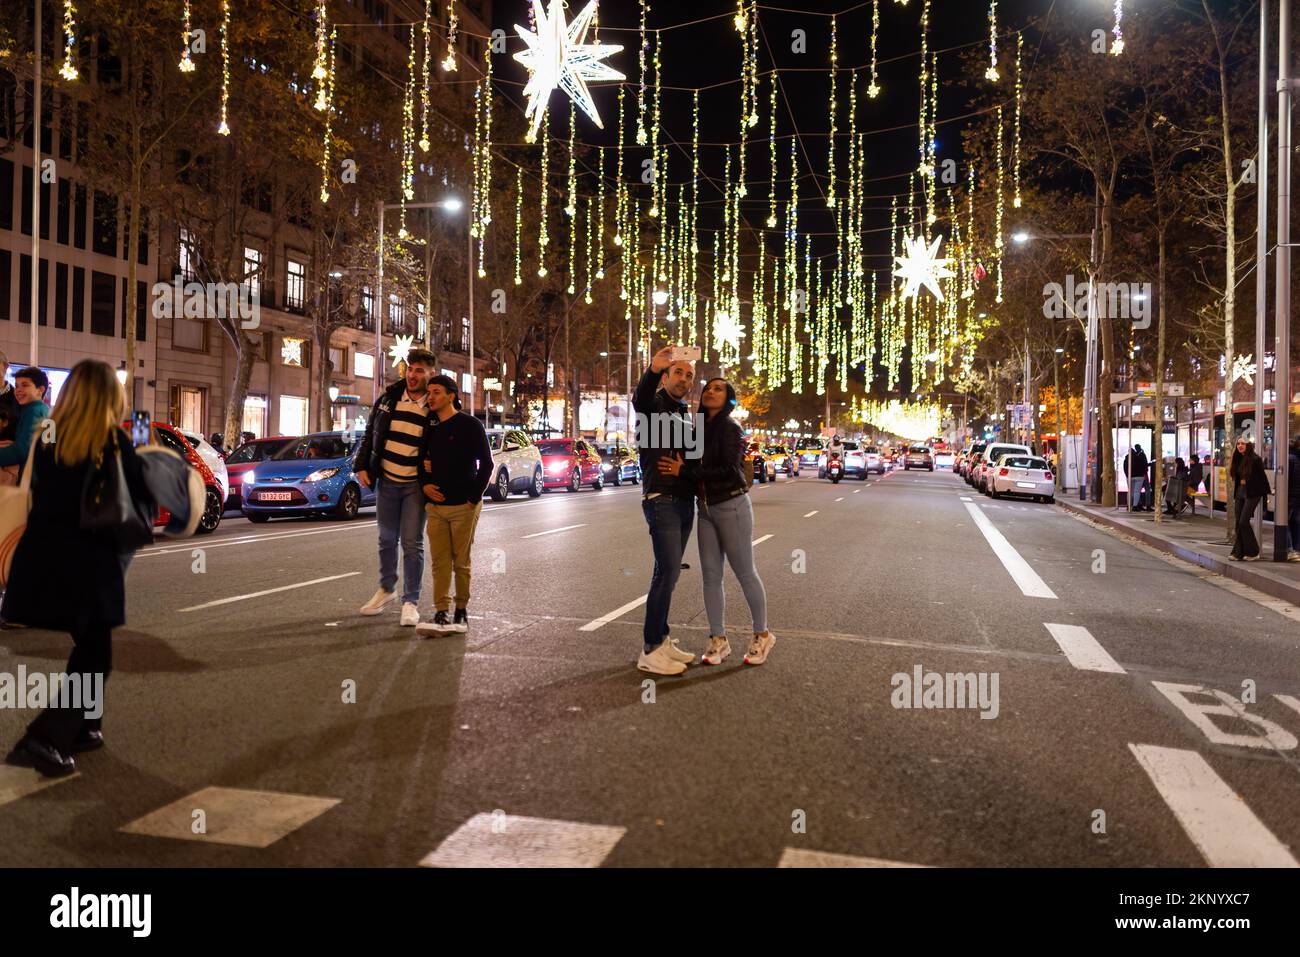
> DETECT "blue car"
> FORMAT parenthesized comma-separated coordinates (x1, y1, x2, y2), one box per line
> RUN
(240, 431, 377, 523)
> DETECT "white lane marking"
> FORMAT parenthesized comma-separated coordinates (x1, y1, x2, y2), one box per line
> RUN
(959, 496, 972, 501)
(420, 813, 626, 868)
(803, 510, 819, 518)
(853, 489, 862, 494)
(835, 497, 844, 502)
(1128, 744, 1299, 868)
(0, 766, 79, 807)
(139, 522, 377, 557)
(1151, 682, 1298, 750)
(752, 534, 773, 546)
(1042, 623, 1126, 674)
(579, 594, 649, 632)
(521, 523, 587, 539)
(778, 848, 929, 868)
(120, 786, 340, 848)
(963, 502, 1057, 599)
(178, 572, 360, 613)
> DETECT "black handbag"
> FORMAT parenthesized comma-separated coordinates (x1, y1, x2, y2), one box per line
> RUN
(81, 430, 155, 551)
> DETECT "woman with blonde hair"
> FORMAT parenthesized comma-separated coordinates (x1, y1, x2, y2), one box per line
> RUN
(3, 359, 155, 777)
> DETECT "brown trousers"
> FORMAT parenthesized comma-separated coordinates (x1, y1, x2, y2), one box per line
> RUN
(425, 500, 483, 611)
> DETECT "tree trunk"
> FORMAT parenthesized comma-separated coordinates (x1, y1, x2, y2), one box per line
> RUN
(222, 336, 256, 450)
(1098, 188, 1118, 507)
(1154, 227, 1167, 524)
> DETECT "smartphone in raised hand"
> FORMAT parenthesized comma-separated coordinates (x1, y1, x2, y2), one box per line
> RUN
(670, 345, 702, 362)
(130, 411, 151, 448)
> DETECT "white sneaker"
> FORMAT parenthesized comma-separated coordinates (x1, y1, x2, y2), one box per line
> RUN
(400, 602, 420, 627)
(637, 642, 687, 676)
(360, 589, 396, 616)
(702, 635, 731, 666)
(744, 631, 775, 666)
(663, 637, 695, 664)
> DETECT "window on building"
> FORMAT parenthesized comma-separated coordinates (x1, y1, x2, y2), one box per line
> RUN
(278, 395, 310, 436)
(119, 277, 146, 340)
(56, 178, 70, 245)
(54, 261, 67, 328)
(417, 302, 426, 340)
(243, 246, 262, 302)
(461, 315, 469, 351)
(242, 394, 268, 438)
(387, 294, 404, 332)
(20, 168, 51, 240)
(18, 254, 48, 325)
(178, 227, 196, 281)
(286, 258, 306, 310)
(0, 158, 13, 230)
(90, 269, 116, 335)
(71, 265, 84, 330)
(92, 190, 117, 255)
(171, 385, 206, 434)
(73, 183, 86, 249)
(173, 316, 206, 351)
(0, 249, 10, 321)
(329, 346, 344, 375)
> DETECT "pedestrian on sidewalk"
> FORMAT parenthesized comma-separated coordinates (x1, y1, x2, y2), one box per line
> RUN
(1287, 438, 1300, 561)
(354, 350, 436, 626)
(634, 346, 698, 676)
(1229, 439, 1269, 561)
(2, 361, 157, 777)
(414, 375, 493, 637)
(691, 378, 775, 667)
(1187, 454, 1205, 515)
(1123, 444, 1150, 511)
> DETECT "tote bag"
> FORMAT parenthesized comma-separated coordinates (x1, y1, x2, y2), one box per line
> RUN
(0, 437, 40, 588)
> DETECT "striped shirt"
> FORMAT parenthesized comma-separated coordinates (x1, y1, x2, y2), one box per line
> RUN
(380, 390, 429, 483)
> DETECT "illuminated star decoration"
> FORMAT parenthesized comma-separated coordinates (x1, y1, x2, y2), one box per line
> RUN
(1232, 353, 1256, 386)
(389, 334, 415, 369)
(513, 0, 624, 144)
(892, 233, 955, 301)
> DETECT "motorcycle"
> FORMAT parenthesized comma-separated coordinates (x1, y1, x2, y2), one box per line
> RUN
(827, 452, 843, 484)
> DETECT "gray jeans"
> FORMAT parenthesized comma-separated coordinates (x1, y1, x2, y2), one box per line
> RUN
(697, 493, 768, 637)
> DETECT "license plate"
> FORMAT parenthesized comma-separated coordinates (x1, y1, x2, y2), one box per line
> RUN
(260, 491, 293, 501)
(1016, 482, 1036, 489)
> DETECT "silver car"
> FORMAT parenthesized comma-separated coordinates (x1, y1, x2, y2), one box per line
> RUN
(485, 428, 545, 500)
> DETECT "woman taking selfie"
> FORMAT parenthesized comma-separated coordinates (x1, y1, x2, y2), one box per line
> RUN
(2, 360, 156, 777)
(688, 377, 774, 666)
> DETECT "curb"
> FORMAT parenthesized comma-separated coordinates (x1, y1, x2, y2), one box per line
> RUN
(1056, 498, 1300, 607)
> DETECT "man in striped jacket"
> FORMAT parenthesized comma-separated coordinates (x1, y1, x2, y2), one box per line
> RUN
(355, 350, 436, 626)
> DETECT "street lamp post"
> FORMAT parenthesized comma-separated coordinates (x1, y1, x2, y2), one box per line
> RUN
(374, 197, 466, 405)
(1274, 0, 1294, 560)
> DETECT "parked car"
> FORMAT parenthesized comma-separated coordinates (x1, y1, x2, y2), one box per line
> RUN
(963, 441, 989, 482)
(130, 421, 225, 534)
(764, 444, 799, 476)
(988, 454, 1057, 503)
(486, 427, 545, 500)
(179, 429, 230, 505)
(795, 439, 824, 474)
(933, 448, 955, 470)
(904, 445, 934, 471)
(537, 438, 606, 491)
(222, 435, 296, 509)
(241, 431, 376, 522)
(595, 442, 642, 486)
(974, 442, 1032, 494)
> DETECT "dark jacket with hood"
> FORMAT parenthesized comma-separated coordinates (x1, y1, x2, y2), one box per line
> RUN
(355, 379, 428, 482)
(633, 366, 697, 499)
(690, 388, 749, 506)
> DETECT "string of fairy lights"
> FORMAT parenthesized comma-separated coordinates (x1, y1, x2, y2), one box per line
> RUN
(50, 0, 1061, 430)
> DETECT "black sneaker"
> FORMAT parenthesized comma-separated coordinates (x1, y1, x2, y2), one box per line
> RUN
(416, 610, 452, 638)
(451, 608, 468, 633)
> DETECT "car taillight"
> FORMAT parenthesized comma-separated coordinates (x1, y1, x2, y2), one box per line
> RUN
(998, 467, 1009, 476)
(1044, 472, 1053, 480)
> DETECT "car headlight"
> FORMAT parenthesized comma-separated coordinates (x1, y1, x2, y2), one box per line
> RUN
(304, 467, 340, 483)
(244, 471, 255, 485)
(601, 462, 613, 471)
(548, 462, 569, 474)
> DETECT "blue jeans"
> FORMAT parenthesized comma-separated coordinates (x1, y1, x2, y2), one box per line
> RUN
(376, 478, 426, 604)
(697, 493, 768, 637)
(641, 495, 695, 653)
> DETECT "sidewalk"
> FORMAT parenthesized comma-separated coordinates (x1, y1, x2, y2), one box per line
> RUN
(1056, 497, 1300, 606)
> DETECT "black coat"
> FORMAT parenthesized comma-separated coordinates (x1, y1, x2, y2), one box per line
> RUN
(691, 412, 748, 505)
(632, 367, 696, 499)
(354, 379, 425, 481)
(1, 428, 151, 631)
(1231, 451, 1271, 500)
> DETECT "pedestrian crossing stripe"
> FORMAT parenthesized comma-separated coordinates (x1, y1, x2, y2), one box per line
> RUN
(119, 786, 340, 848)
(420, 812, 626, 868)
(0, 765, 78, 807)
(778, 848, 929, 868)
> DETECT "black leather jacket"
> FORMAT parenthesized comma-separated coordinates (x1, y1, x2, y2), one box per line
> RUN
(354, 379, 414, 480)
(633, 366, 697, 499)
(691, 412, 748, 505)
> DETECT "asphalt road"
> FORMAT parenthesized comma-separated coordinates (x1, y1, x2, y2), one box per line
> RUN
(2, 467, 1299, 868)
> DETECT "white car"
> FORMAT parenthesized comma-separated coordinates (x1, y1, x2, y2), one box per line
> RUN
(989, 454, 1056, 503)
(862, 447, 886, 475)
(975, 442, 1031, 494)
(180, 430, 229, 502)
(485, 427, 544, 500)
(933, 450, 955, 470)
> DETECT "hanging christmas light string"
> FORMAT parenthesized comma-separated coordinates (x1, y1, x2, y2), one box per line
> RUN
(595, 146, 606, 279)
(567, 109, 578, 295)
(538, 110, 550, 277)
(59, 0, 79, 81)
(1111, 1, 1125, 55)
(827, 13, 837, 209)
(179, 0, 196, 73)
(312, 0, 329, 83)
(397, 31, 418, 240)
(649, 29, 662, 219)
(443, 0, 460, 71)
(985, 0, 999, 81)
(614, 86, 626, 249)
(217, 0, 231, 135)
(747, 4, 760, 128)
(318, 26, 337, 203)
(918, 0, 930, 182)
(637, 0, 649, 145)
(419, 0, 432, 150)
(927, 48, 938, 226)
(867, 0, 880, 98)
(584, 193, 595, 303)
(514, 164, 524, 285)
(767, 70, 778, 228)
(1013, 31, 1023, 208)
(994, 103, 1005, 303)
